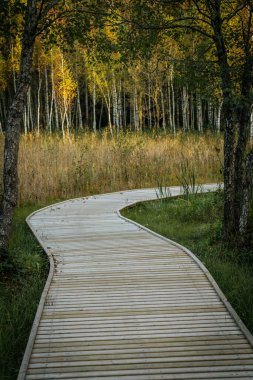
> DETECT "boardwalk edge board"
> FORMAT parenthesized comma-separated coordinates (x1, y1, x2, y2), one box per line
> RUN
(17, 185, 253, 380)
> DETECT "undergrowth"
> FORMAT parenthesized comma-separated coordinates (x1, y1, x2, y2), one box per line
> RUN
(0, 204, 49, 380)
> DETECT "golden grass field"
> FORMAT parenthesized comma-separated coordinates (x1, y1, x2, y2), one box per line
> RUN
(0, 131, 223, 204)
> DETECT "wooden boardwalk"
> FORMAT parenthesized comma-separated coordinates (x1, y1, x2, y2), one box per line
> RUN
(18, 185, 253, 380)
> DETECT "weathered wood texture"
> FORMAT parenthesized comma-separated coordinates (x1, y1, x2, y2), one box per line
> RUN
(18, 185, 253, 380)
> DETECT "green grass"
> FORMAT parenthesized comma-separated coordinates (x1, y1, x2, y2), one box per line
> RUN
(122, 190, 253, 334)
(0, 204, 49, 380)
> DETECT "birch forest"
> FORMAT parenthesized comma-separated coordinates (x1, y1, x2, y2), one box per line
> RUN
(0, 2, 228, 135)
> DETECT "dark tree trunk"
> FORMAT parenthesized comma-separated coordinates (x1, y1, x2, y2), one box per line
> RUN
(222, 102, 236, 237)
(0, 1, 37, 261)
(210, 5, 236, 238)
(234, 50, 253, 237)
(239, 149, 253, 238)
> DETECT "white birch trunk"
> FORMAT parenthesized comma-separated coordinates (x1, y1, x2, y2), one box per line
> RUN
(148, 74, 152, 129)
(60, 108, 65, 138)
(93, 75, 96, 132)
(118, 79, 122, 129)
(27, 87, 33, 132)
(112, 74, 118, 130)
(216, 101, 222, 133)
(23, 106, 27, 135)
(49, 52, 55, 132)
(167, 77, 172, 131)
(123, 90, 126, 130)
(182, 86, 188, 131)
(160, 87, 166, 131)
(171, 72, 176, 135)
(85, 74, 89, 128)
(154, 83, 160, 130)
(190, 93, 195, 130)
(76, 85, 83, 130)
(133, 87, 139, 131)
(196, 89, 203, 132)
(61, 53, 67, 137)
(37, 69, 42, 134)
(208, 102, 213, 129)
(44, 67, 50, 132)
(99, 99, 104, 131)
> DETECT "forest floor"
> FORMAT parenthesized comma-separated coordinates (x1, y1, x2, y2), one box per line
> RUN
(122, 191, 253, 335)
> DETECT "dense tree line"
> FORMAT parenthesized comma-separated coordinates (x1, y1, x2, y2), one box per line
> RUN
(0, 35, 224, 134)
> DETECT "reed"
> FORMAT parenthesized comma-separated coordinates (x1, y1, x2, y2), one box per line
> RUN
(0, 131, 223, 204)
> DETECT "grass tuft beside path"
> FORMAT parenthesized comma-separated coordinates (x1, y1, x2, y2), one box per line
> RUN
(0, 204, 49, 380)
(122, 190, 253, 334)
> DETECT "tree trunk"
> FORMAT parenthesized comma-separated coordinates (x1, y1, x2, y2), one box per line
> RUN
(182, 86, 188, 131)
(238, 149, 253, 239)
(148, 73, 152, 129)
(98, 98, 103, 132)
(37, 68, 42, 134)
(234, 48, 253, 236)
(171, 72, 176, 135)
(27, 87, 32, 132)
(216, 101, 222, 133)
(92, 73, 96, 132)
(118, 79, 122, 130)
(123, 90, 126, 130)
(222, 100, 236, 238)
(23, 105, 28, 135)
(211, 7, 236, 239)
(85, 73, 89, 128)
(0, 1, 36, 260)
(76, 85, 83, 130)
(196, 90, 203, 132)
(44, 67, 50, 132)
(160, 87, 166, 131)
(250, 107, 253, 139)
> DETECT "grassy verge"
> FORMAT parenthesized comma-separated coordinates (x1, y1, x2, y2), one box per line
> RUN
(0, 204, 49, 380)
(122, 191, 253, 334)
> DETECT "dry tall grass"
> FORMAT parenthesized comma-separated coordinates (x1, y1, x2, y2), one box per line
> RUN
(0, 131, 223, 204)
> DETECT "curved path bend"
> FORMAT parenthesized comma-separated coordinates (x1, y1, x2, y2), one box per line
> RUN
(18, 185, 253, 380)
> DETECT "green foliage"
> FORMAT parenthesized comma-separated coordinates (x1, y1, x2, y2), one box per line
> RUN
(0, 204, 48, 380)
(123, 191, 253, 333)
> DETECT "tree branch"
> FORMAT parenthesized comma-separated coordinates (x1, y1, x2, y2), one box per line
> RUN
(222, 1, 249, 23)
(39, 0, 62, 21)
(132, 20, 214, 39)
(192, 0, 211, 20)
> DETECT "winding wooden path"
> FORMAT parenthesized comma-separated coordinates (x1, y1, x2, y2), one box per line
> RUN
(18, 185, 253, 380)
